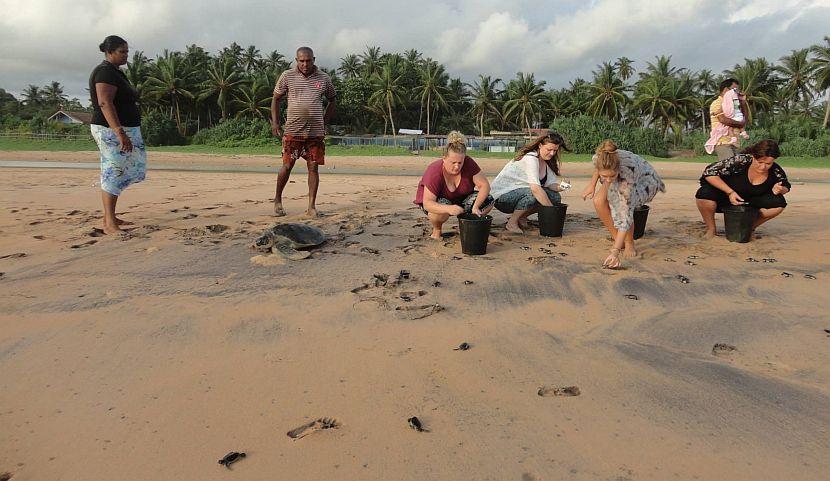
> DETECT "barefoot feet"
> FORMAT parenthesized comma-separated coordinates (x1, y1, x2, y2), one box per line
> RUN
(274, 202, 286, 217)
(305, 208, 319, 218)
(505, 222, 524, 234)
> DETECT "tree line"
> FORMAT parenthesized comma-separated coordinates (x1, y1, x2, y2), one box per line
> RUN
(2, 37, 829, 144)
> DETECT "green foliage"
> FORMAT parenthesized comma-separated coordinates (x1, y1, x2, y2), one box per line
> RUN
(190, 117, 273, 146)
(141, 110, 184, 146)
(780, 136, 830, 157)
(550, 115, 668, 157)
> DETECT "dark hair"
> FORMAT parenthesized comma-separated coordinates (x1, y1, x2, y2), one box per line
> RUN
(99, 35, 127, 53)
(741, 139, 780, 159)
(296, 46, 314, 57)
(513, 130, 571, 176)
(719, 78, 738, 92)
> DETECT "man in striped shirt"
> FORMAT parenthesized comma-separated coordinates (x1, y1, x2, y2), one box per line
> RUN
(271, 46, 336, 217)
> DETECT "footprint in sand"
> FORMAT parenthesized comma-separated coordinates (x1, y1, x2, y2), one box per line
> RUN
(712, 343, 737, 356)
(286, 417, 341, 439)
(0, 253, 27, 259)
(71, 240, 97, 249)
(394, 304, 444, 320)
(538, 386, 581, 397)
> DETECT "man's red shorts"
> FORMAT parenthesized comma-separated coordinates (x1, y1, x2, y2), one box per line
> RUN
(282, 135, 325, 166)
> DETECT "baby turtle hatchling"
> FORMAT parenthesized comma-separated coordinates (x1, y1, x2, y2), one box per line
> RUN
(218, 451, 246, 469)
(408, 416, 429, 432)
(454, 342, 471, 351)
(624, 294, 639, 300)
(805, 274, 816, 280)
(781, 272, 793, 278)
(676, 275, 690, 284)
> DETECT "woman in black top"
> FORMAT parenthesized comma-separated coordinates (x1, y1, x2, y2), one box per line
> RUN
(695, 140, 790, 238)
(89, 35, 145, 234)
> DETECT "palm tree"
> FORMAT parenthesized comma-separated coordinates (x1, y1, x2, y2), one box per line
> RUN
(641, 55, 682, 79)
(811, 36, 830, 127)
(695, 69, 717, 131)
(414, 61, 449, 135)
(369, 63, 405, 141)
(241, 45, 262, 72)
(143, 52, 196, 134)
(615, 57, 635, 82)
(632, 76, 673, 134)
(42, 81, 68, 110)
(264, 51, 290, 72)
(232, 76, 271, 118)
(726, 58, 776, 123)
(776, 48, 815, 114)
(360, 46, 382, 77)
(219, 42, 244, 66)
(467, 75, 502, 138)
(403, 49, 423, 67)
(586, 62, 629, 121)
(198, 58, 245, 121)
(21, 85, 42, 108)
(338, 54, 361, 78)
(503, 72, 548, 131)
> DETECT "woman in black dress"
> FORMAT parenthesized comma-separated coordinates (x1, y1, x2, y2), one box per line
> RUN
(695, 140, 789, 238)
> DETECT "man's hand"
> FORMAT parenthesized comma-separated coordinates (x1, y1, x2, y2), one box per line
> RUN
(271, 123, 281, 137)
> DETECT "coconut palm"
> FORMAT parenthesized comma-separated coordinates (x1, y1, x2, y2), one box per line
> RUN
(586, 62, 629, 121)
(504, 72, 548, 131)
(264, 51, 290, 72)
(632, 76, 673, 134)
(143, 52, 196, 134)
(413, 60, 449, 135)
(776, 48, 815, 114)
(615, 57, 635, 82)
(360, 46, 382, 77)
(198, 58, 245, 121)
(641, 55, 683, 79)
(42, 81, 68, 110)
(241, 45, 262, 73)
(232, 76, 271, 118)
(726, 58, 776, 123)
(338, 54, 361, 79)
(368, 63, 405, 141)
(467, 75, 502, 138)
(809, 36, 830, 127)
(21, 85, 42, 108)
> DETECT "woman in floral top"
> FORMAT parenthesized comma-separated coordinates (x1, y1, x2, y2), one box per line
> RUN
(695, 140, 789, 239)
(582, 140, 666, 268)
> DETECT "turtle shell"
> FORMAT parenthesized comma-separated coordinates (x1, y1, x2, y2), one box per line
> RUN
(253, 223, 326, 251)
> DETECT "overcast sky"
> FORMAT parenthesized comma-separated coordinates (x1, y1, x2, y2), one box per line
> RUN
(2, 0, 829, 104)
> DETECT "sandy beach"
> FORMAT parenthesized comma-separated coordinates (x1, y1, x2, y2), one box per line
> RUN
(1, 154, 829, 481)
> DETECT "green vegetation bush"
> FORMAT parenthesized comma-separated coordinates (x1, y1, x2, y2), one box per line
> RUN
(190, 118, 273, 147)
(780, 137, 829, 157)
(550, 116, 668, 157)
(141, 111, 184, 146)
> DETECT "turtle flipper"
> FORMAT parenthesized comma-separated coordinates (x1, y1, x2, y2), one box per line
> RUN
(272, 242, 311, 260)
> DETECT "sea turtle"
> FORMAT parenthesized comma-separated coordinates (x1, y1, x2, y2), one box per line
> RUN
(252, 223, 327, 260)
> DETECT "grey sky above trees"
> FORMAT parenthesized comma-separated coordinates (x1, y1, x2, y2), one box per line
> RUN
(1, 0, 829, 101)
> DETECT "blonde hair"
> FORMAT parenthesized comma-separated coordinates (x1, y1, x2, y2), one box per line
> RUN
(594, 140, 620, 172)
(443, 131, 467, 157)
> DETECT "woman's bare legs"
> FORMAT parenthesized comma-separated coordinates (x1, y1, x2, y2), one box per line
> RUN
(754, 207, 784, 229)
(695, 198, 718, 239)
(101, 191, 122, 234)
(427, 212, 450, 240)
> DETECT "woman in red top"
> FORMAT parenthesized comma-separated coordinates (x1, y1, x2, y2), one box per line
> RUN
(414, 131, 493, 240)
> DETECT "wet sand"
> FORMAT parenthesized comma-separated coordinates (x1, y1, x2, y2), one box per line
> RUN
(0, 165, 828, 481)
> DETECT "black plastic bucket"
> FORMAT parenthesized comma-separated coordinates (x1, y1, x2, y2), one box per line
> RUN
(632, 205, 650, 240)
(458, 214, 493, 255)
(723, 204, 757, 243)
(538, 203, 568, 237)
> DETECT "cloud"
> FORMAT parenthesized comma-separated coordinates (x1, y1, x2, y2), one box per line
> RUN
(1, 0, 828, 102)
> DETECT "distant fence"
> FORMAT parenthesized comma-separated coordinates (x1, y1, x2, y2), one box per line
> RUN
(0, 131, 93, 141)
(1, 130, 529, 152)
(328, 135, 527, 152)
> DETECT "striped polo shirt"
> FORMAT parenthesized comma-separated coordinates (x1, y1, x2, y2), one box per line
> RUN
(274, 67, 336, 138)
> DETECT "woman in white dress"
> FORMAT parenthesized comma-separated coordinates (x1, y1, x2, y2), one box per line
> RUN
(581, 140, 665, 268)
